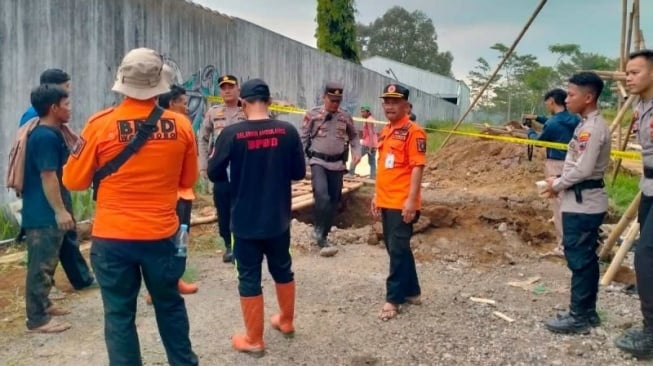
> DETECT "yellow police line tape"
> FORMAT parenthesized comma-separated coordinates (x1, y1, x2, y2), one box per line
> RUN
(206, 95, 642, 162)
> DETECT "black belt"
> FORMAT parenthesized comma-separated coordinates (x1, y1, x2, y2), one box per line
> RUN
(568, 179, 604, 203)
(644, 167, 653, 179)
(309, 151, 345, 163)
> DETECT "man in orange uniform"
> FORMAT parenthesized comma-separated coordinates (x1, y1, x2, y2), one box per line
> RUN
(63, 48, 199, 366)
(371, 84, 426, 321)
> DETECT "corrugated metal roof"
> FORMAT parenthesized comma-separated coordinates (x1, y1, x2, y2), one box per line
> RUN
(362, 56, 460, 98)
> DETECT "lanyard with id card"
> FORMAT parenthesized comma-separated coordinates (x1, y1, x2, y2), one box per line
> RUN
(385, 152, 395, 168)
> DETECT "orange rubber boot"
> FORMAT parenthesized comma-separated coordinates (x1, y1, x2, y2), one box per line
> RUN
(178, 279, 198, 294)
(232, 295, 265, 357)
(270, 281, 295, 337)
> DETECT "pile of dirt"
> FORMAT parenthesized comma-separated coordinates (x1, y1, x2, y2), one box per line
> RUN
(424, 136, 546, 197)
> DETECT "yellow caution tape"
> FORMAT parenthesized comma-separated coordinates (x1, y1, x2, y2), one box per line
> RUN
(204, 95, 641, 162)
(423, 127, 641, 162)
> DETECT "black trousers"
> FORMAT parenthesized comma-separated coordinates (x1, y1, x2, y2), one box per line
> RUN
(233, 229, 293, 297)
(90, 237, 198, 366)
(59, 229, 94, 289)
(310, 165, 344, 238)
(637, 194, 653, 328)
(213, 181, 231, 249)
(562, 212, 605, 315)
(176, 199, 193, 233)
(381, 209, 421, 304)
(25, 227, 65, 329)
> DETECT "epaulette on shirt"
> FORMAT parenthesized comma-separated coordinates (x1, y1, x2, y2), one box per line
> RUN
(86, 107, 115, 124)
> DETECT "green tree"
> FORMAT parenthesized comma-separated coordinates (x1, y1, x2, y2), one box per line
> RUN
(357, 6, 453, 76)
(467, 57, 499, 109)
(316, 0, 360, 63)
(548, 43, 619, 103)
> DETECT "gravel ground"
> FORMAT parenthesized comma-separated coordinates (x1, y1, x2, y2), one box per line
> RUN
(0, 239, 648, 366)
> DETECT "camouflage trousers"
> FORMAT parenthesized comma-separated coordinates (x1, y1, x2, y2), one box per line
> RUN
(25, 227, 65, 329)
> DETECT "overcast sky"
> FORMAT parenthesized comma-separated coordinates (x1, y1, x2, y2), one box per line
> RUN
(192, 0, 652, 80)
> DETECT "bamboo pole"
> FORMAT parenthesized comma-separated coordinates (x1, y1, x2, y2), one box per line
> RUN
(633, 0, 641, 52)
(610, 101, 639, 183)
(609, 96, 637, 134)
(626, 5, 635, 56)
(437, 0, 548, 152)
(620, 0, 628, 71)
(600, 221, 639, 285)
(599, 191, 641, 259)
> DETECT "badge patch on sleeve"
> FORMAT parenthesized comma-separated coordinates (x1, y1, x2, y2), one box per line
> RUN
(70, 137, 86, 159)
(416, 138, 426, 153)
(578, 131, 591, 143)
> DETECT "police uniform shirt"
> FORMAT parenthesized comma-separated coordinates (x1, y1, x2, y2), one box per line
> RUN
(300, 106, 361, 171)
(552, 110, 611, 214)
(637, 98, 653, 195)
(198, 104, 246, 169)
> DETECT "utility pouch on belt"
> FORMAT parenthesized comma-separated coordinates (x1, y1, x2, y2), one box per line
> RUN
(569, 179, 604, 204)
(644, 167, 653, 179)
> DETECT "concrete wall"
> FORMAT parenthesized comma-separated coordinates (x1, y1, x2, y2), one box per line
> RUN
(0, 0, 460, 204)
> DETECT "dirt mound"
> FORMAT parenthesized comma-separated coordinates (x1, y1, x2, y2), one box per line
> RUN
(424, 136, 546, 197)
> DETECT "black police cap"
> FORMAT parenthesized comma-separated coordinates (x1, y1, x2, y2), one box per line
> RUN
(219, 74, 239, 86)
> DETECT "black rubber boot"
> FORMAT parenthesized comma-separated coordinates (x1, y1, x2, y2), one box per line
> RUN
(544, 311, 591, 334)
(615, 326, 653, 359)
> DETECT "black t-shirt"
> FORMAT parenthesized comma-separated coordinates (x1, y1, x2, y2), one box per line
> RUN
(208, 119, 306, 239)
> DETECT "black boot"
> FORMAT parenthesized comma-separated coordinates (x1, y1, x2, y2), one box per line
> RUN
(615, 326, 653, 359)
(222, 239, 234, 263)
(544, 311, 591, 334)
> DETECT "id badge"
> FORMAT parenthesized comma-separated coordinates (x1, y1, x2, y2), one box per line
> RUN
(385, 153, 395, 169)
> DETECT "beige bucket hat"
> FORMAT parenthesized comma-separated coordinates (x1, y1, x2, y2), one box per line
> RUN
(112, 48, 169, 100)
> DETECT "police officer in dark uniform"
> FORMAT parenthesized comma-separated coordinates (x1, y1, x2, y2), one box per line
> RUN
(198, 74, 246, 263)
(301, 82, 361, 257)
(615, 49, 653, 358)
(542, 72, 610, 334)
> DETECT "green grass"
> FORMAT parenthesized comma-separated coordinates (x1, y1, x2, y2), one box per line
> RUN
(423, 120, 479, 152)
(606, 173, 640, 216)
(71, 189, 95, 222)
(533, 283, 549, 295)
(0, 206, 20, 241)
(602, 108, 634, 127)
(182, 264, 199, 283)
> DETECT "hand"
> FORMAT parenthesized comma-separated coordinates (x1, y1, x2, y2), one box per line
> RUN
(370, 197, 380, 218)
(522, 114, 536, 120)
(544, 177, 558, 198)
(352, 154, 361, 166)
(200, 169, 208, 180)
(402, 199, 417, 223)
(55, 210, 75, 231)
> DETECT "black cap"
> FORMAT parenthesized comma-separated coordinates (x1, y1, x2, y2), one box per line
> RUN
(325, 82, 344, 100)
(240, 78, 270, 99)
(380, 84, 409, 100)
(219, 74, 239, 86)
